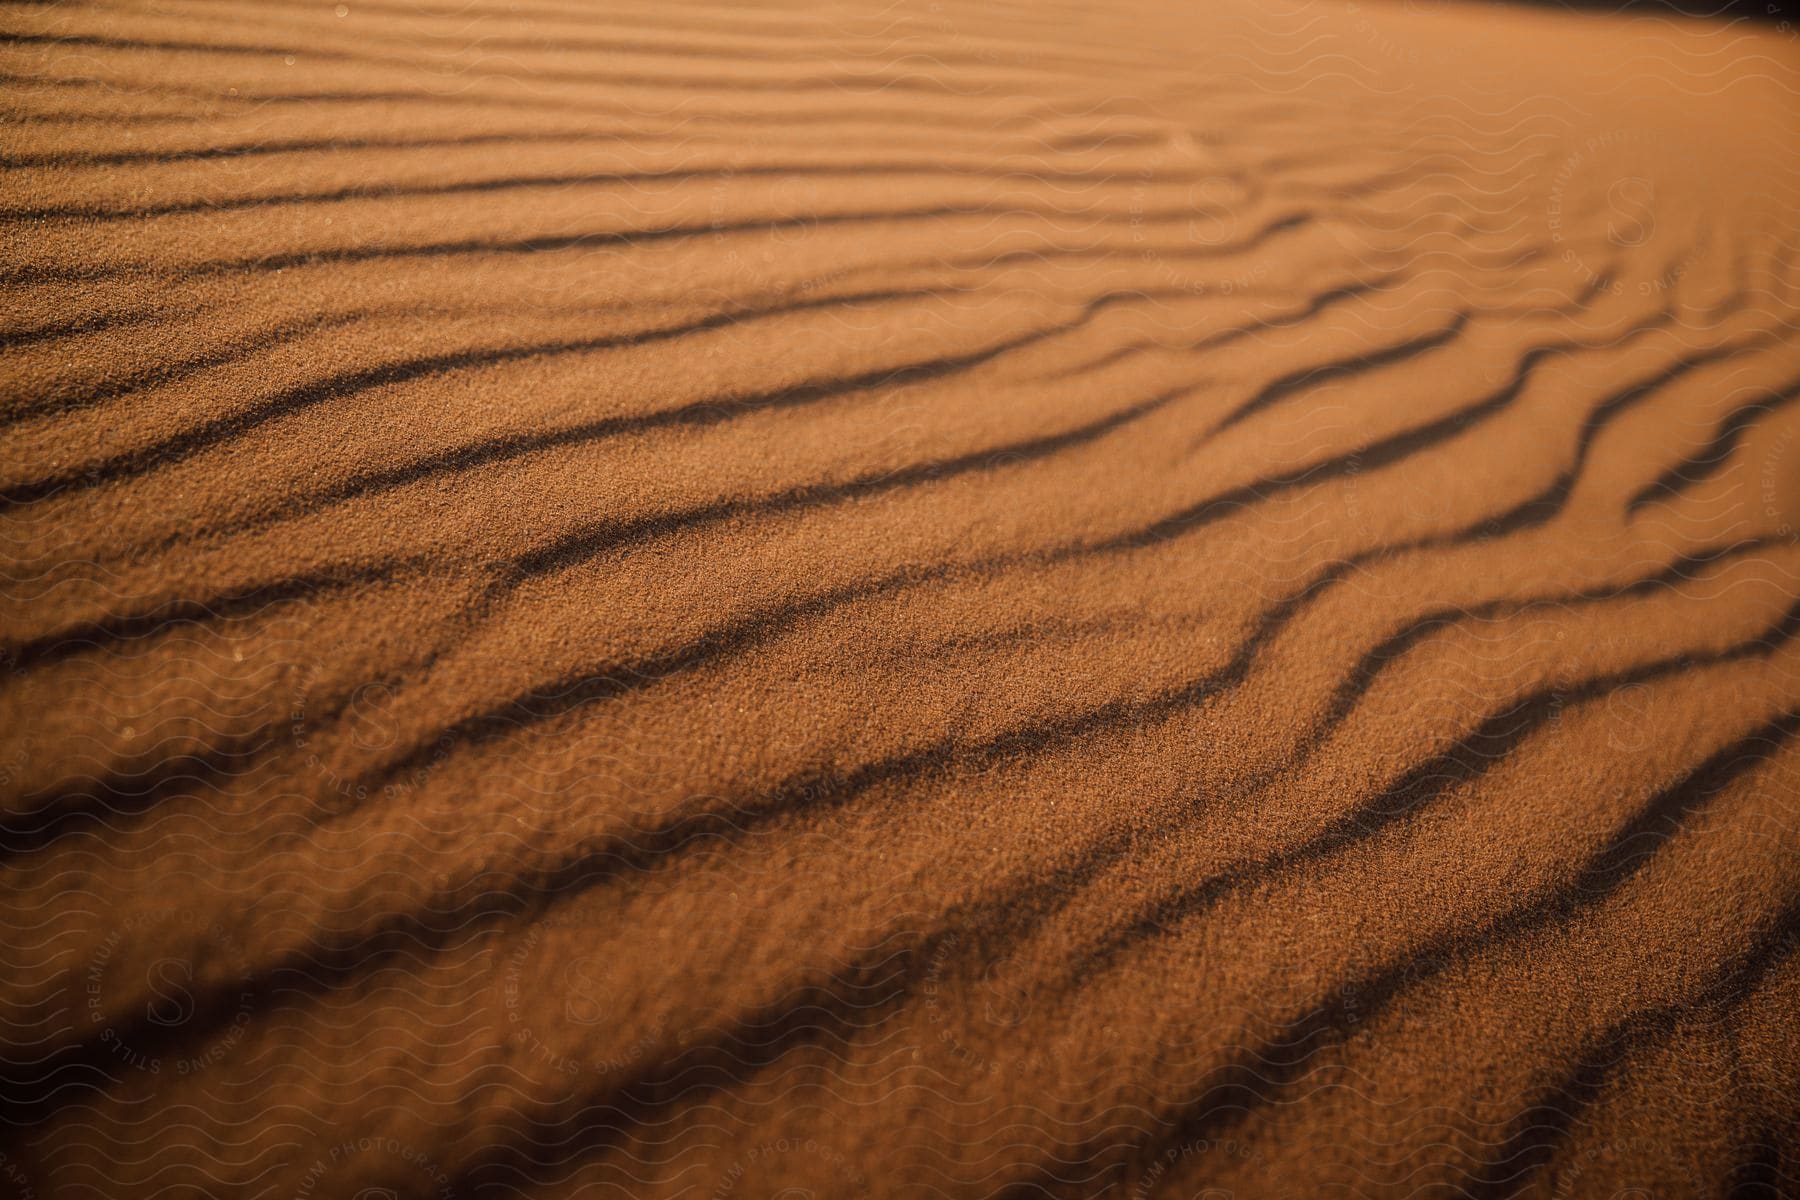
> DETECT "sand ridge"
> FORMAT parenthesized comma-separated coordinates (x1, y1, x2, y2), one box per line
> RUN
(2, 0, 1798, 1196)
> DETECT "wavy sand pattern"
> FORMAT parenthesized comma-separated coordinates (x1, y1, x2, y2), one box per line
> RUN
(3, 0, 1799, 1196)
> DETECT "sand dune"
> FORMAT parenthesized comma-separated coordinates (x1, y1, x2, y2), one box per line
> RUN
(2, 0, 1798, 1196)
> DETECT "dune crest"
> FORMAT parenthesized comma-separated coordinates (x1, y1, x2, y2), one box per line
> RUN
(2, 0, 1798, 1196)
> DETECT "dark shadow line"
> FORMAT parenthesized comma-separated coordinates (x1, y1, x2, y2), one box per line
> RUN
(7, 260, 1756, 993)
(360, 299, 1697, 826)
(1092, 325, 1611, 557)
(0, 128, 647, 169)
(5, 158, 1209, 222)
(2, 192, 1277, 286)
(0, 30, 1019, 98)
(1304, 534, 1793, 756)
(1078, 715, 1800, 1200)
(1104, 305, 1781, 561)
(2, 207, 1320, 507)
(0, 285, 931, 507)
(178, 288, 1201, 543)
(0, 739, 285, 859)
(0, 555, 420, 673)
(1468, 878, 1800, 1198)
(2, 117, 1172, 166)
(0, 816, 1132, 1149)
(357, 387, 1184, 782)
(504, 386, 1181, 582)
(0, 305, 176, 351)
(2, 202, 1001, 284)
(6, 204, 1312, 456)
(14, 304, 1731, 869)
(1, 308, 378, 428)
(1626, 374, 1800, 514)
(1258, 321, 1790, 765)
(1724, 1126, 1790, 1200)
(1199, 309, 1473, 442)
(1070, 596, 1800, 986)
(367, 479, 1340, 801)
(0, 69, 1090, 137)
(1065, 270, 1407, 379)
(430, 833, 1132, 1198)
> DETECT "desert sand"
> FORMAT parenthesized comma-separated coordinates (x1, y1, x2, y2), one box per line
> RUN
(2, 0, 1798, 1196)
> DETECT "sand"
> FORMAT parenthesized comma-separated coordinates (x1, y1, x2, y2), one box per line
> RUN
(2, 0, 1798, 1196)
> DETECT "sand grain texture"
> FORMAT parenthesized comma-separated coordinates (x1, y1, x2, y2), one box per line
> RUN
(2, 0, 1799, 1196)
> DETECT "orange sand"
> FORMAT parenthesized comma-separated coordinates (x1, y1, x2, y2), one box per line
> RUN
(2, 0, 1798, 1196)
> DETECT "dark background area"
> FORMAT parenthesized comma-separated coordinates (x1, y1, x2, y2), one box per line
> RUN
(1490, 0, 1800, 17)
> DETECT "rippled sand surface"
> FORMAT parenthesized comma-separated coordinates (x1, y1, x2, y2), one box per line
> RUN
(3, 0, 1799, 1196)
